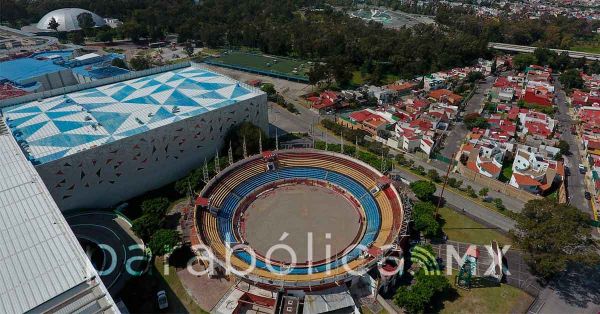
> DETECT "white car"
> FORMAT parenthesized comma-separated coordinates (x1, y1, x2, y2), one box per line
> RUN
(157, 290, 168, 310)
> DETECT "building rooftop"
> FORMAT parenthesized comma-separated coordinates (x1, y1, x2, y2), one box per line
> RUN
(0, 54, 70, 83)
(3, 65, 262, 165)
(0, 131, 114, 313)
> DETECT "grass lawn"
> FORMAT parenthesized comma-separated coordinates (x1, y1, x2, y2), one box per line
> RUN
(571, 35, 600, 54)
(438, 207, 512, 246)
(440, 275, 533, 314)
(351, 71, 367, 86)
(154, 258, 208, 314)
(499, 163, 513, 183)
(208, 51, 309, 79)
(119, 258, 207, 313)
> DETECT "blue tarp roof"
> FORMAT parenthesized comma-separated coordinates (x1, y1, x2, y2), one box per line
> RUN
(0, 57, 66, 83)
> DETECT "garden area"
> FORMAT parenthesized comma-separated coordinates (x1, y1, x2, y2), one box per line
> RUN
(439, 275, 533, 314)
(437, 207, 512, 246)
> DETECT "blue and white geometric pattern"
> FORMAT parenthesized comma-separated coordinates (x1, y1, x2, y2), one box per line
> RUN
(3, 66, 261, 165)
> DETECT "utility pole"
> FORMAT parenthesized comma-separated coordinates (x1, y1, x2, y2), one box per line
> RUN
(228, 141, 233, 166)
(436, 151, 456, 217)
(340, 132, 344, 154)
(243, 136, 248, 158)
(259, 132, 263, 154)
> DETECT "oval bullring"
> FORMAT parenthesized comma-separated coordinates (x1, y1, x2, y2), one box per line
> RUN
(194, 149, 404, 290)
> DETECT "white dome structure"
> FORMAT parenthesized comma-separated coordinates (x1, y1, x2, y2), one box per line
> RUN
(37, 8, 106, 32)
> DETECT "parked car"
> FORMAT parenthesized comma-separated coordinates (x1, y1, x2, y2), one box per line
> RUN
(157, 290, 168, 310)
(579, 164, 586, 174)
(585, 192, 592, 200)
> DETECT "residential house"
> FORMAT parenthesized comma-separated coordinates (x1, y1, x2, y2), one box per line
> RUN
(522, 86, 554, 107)
(307, 90, 341, 113)
(509, 145, 564, 194)
(428, 89, 463, 106)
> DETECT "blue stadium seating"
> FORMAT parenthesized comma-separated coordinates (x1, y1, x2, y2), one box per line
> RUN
(215, 166, 382, 275)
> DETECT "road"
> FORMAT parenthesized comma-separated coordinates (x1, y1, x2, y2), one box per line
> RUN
(65, 211, 145, 295)
(488, 42, 600, 61)
(390, 168, 516, 232)
(440, 75, 496, 159)
(554, 79, 591, 214)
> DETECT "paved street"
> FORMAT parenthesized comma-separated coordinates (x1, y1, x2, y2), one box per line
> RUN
(554, 79, 591, 214)
(403, 153, 526, 212)
(390, 168, 516, 232)
(440, 75, 496, 159)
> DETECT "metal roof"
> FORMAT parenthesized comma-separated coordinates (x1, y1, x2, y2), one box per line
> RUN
(0, 56, 68, 83)
(3, 65, 263, 165)
(36, 8, 106, 32)
(0, 128, 115, 313)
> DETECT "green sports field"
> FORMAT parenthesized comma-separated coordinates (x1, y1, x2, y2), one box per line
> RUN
(206, 51, 310, 80)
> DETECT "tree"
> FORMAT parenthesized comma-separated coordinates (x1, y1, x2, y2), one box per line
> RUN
(478, 187, 489, 197)
(463, 113, 488, 130)
(129, 55, 152, 71)
(557, 140, 570, 156)
(77, 12, 96, 30)
(132, 214, 162, 241)
(510, 199, 599, 280)
(410, 180, 437, 201)
(119, 20, 146, 42)
(67, 31, 85, 45)
(111, 58, 128, 70)
(494, 198, 505, 210)
(260, 83, 276, 96)
(466, 185, 477, 198)
(308, 63, 328, 86)
(47, 17, 60, 32)
(465, 71, 484, 83)
(559, 69, 584, 90)
(222, 122, 270, 159)
(512, 53, 537, 72)
(490, 58, 497, 74)
(148, 229, 180, 256)
(184, 43, 194, 57)
(587, 61, 600, 75)
(141, 197, 170, 216)
(394, 270, 452, 314)
(95, 30, 114, 43)
(427, 169, 441, 183)
(413, 202, 442, 238)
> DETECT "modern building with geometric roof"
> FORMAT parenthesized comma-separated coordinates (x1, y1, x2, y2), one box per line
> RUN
(2, 62, 267, 211)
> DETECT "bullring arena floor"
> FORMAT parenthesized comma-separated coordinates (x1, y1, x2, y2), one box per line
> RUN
(243, 183, 361, 263)
(194, 149, 404, 289)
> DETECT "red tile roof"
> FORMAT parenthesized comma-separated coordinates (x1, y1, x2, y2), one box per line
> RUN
(349, 110, 374, 122)
(523, 88, 553, 107)
(513, 173, 541, 186)
(481, 162, 501, 175)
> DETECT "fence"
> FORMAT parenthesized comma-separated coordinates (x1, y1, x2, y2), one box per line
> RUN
(456, 162, 542, 203)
